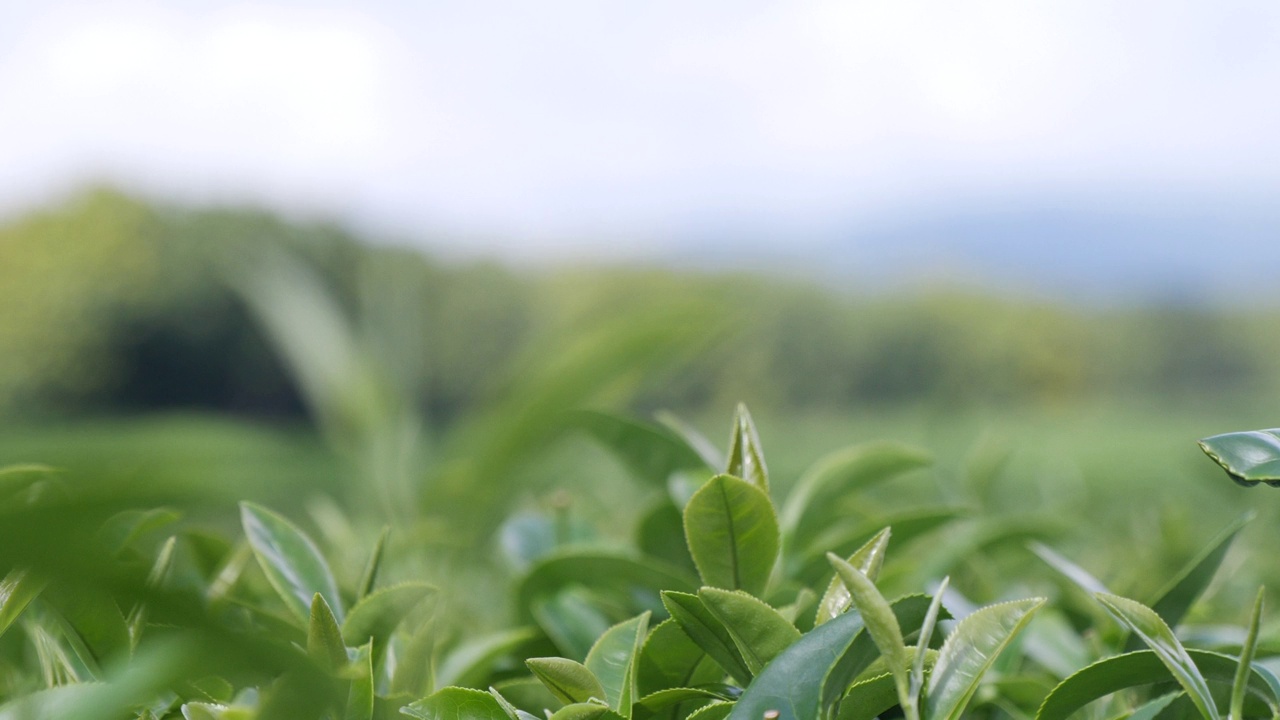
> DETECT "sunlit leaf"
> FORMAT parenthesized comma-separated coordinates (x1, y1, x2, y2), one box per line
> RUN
(1096, 593, 1217, 720)
(925, 598, 1045, 720)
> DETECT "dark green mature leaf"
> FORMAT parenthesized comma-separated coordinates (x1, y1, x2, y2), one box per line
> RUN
(527, 657, 608, 705)
(341, 582, 435, 655)
(683, 475, 779, 597)
(437, 627, 544, 689)
(240, 501, 343, 625)
(574, 411, 710, 486)
(836, 672, 900, 720)
(1199, 429, 1280, 486)
(926, 598, 1045, 720)
(308, 593, 347, 672)
(726, 603, 868, 720)
(635, 620, 721, 697)
(1096, 593, 1218, 720)
(1128, 691, 1183, 720)
(822, 595, 942, 715)
(661, 591, 751, 684)
(724, 404, 769, 492)
(0, 569, 43, 640)
(402, 687, 511, 720)
(815, 528, 891, 626)
(698, 588, 800, 675)
(586, 612, 650, 714)
(518, 551, 698, 624)
(1144, 513, 1252, 634)
(1036, 649, 1280, 720)
(779, 442, 931, 547)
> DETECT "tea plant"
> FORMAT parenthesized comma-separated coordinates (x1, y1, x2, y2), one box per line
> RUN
(0, 407, 1275, 719)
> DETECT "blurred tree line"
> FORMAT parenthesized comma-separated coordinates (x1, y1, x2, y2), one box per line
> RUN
(2, 187, 1278, 424)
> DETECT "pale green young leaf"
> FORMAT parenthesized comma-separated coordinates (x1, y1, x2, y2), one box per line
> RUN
(527, 657, 609, 705)
(925, 597, 1045, 720)
(911, 578, 948, 714)
(1095, 593, 1217, 720)
(827, 553, 909, 716)
(698, 588, 800, 675)
(682, 474, 779, 597)
(548, 702, 627, 720)
(345, 641, 373, 720)
(489, 687, 542, 720)
(815, 528, 891, 626)
(240, 501, 343, 624)
(402, 687, 511, 720)
(724, 404, 769, 491)
(308, 593, 348, 672)
(585, 612, 650, 714)
(1231, 587, 1265, 720)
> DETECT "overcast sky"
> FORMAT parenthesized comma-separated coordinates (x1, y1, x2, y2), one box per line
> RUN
(2, 1, 1278, 260)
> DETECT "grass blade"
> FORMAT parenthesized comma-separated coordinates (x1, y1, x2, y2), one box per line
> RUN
(1231, 587, 1265, 720)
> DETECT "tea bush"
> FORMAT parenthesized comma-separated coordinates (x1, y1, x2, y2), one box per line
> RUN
(0, 406, 1273, 719)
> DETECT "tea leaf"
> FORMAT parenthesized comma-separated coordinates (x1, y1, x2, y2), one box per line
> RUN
(308, 593, 347, 672)
(661, 591, 751, 684)
(698, 588, 800, 675)
(240, 501, 343, 625)
(1036, 648, 1280, 720)
(342, 581, 436, 655)
(585, 612, 649, 714)
(815, 528, 891, 626)
(926, 598, 1044, 720)
(683, 475, 779, 597)
(403, 687, 511, 720)
(527, 657, 608, 705)
(1095, 593, 1217, 720)
(1199, 429, 1280, 485)
(725, 404, 768, 491)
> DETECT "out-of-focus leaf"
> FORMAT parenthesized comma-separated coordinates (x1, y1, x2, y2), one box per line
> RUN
(637, 501, 698, 577)
(392, 616, 439, 698)
(1028, 542, 1110, 596)
(1035, 649, 1280, 720)
(44, 584, 132, 677)
(308, 593, 347, 672)
(815, 528, 890, 626)
(1199, 430, 1280, 486)
(683, 475, 778, 597)
(356, 526, 389, 601)
(926, 598, 1045, 720)
(796, 507, 968, 583)
(1143, 513, 1251, 636)
(724, 404, 769, 492)
(436, 627, 543, 689)
(345, 641, 373, 720)
(655, 411, 723, 470)
(698, 588, 799, 676)
(779, 442, 931, 548)
(574, 411, 710, 486)
(402, 687, 511, 720)
(0, 569, 44, 640)
(661, 591, 750, 684)
(1096, 593, 1217, 720)
(99, 508, 183, 555)
(1127, 691, 1183, 720)
(1020, 609, 1091, 680)
(240, 501, 344, 625)
(527, 657, 608, 705)
(1233, 588, 1266, 720)
(518, 551, 697, 625)
(533, 589, 614, 661)
(499, 510, 597, 573)
(341, 582, 435, 656)
(585, 613, 649, 714)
